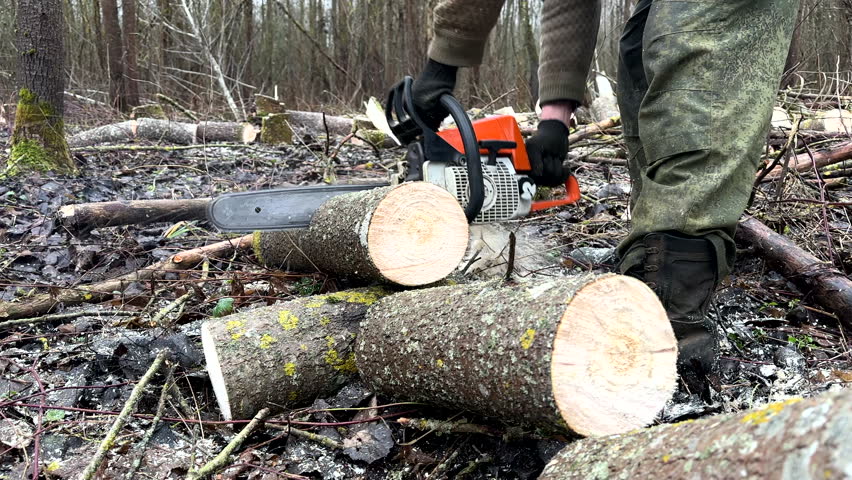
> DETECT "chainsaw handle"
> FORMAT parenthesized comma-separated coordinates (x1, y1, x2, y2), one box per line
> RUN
(438, 94, 484, 223)
(530, 175, 582, 212)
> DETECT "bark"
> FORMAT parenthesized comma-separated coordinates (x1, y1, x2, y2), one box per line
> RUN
(8, 0, 75, 176)
(762, 141, 852, 181)
(201, 287, 390, 420)
(254, 94, 285, 116)
(135, 118, 197, 144)
(356, 275, 677, 437)
(254, 183, 469, 287)
(58, 198, 212, 235)
(197, 121, 257, 143)
(0, 235, 253, 321)
(540, 388, 852, 480)
(259, 113, 292, 144)
(286, 110, 370, 137)
(100, 0, 126, 111)
(67, 120, 136, 148)
(736, 215, 852, 327)
(121, 0, 140, 107)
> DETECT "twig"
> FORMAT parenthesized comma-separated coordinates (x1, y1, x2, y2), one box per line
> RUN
(81, 351, 170, 480)
(0, 310, 138, 330)
(266, 423, 342, 450)
(125, 365, 176, 480)
(505, 232, 516, 282)
(185, 407, 270, 480)
(156, 93, 199, 122)
(480, 88, 518, 112)
(28, 361, 47, 480)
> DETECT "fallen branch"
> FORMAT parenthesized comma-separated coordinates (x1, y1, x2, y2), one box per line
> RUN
(124, 365, 176, 480)
(81, 351, 169, 480)
(540, 388, 852, 479)
(58, 198, 211, 235)
(185, 407, 270, 480)
(0, 310, 137, 330)
(267, 423, 343, 450)
(761, 141, 852, 181)
(568, 116, 621, 144)
(736, 215, 852, 326)
(0, 235, 253, 321)
(156, 93, 199, 122)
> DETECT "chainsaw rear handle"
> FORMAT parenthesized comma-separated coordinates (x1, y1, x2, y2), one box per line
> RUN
(386, 77, 484, 223)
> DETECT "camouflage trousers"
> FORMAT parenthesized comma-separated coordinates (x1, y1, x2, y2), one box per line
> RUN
(615, 0, 799, 278)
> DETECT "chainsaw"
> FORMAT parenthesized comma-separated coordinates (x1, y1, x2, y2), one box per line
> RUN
(207, 77, 580, 231)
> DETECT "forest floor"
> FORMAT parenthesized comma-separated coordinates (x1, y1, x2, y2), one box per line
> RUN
(0, 100, 851, 479)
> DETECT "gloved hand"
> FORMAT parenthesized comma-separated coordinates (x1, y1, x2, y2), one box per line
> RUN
(525, 119, 570, 187)
(411, 59, 458, 130)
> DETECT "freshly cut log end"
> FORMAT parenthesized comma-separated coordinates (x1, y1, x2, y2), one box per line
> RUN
(197, 121, 257, 144)
(540, 389, 852, 479)
(254, 182, 469, 286)
(551, 275, 677, 436)
(201, 288, 389, 420)
(356, 274, 676, 436)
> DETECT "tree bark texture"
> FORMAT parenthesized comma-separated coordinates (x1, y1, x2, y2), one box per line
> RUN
(201, 288, 390, 420)
(254, 183, 469, 287)
(736, 215, 852, 327)
(67, 121, 137, 148)
(356, 275, 677, 437)
(198, 121, 257, 143)
(121, 0, 140, 107)
(8, 0, 75, 176)
(135, 118, 197, 145)
(100, 0, 126, 111)
(540, 388, 852, 480)
(58, 198, 212, 235)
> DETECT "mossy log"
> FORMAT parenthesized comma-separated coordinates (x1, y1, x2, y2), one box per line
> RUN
(254, 182, 469, 287)
(135, 118, 197, 145)
(356, 274, 677, 437)
(197, 121, 257, 144)
(539, 388, 852, 479)
(201, 288, 390, 420)
(259, 113, 293, 145)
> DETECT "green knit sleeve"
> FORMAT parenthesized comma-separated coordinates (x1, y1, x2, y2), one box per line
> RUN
(428, 0, 506, 67)
(538, 0, 601, 105)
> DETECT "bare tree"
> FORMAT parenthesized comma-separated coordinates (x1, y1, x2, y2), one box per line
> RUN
(122, 0, 140, 107)
(101, 0, 126, 111)
(7, 0, 75, 176)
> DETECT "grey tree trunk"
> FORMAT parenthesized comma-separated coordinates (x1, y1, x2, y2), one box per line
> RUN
(201, 288, 390, 420)
(540, 388, 852, 480)
(8, 0, 75, 176)
(101, 0, 126, 111)
(356, 274, 677, 437)
(121, 0, 140, 107)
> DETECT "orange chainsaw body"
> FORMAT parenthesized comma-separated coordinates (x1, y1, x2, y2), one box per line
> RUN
(436, 115, 581, 210)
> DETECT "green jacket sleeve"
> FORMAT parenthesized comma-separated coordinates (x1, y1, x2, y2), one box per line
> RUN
(427, 0, 601, 105)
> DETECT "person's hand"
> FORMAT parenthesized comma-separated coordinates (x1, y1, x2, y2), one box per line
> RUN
(411, 59, 458, 130)
(525, 119, 570, 187)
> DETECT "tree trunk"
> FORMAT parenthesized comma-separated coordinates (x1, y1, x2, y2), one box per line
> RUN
(201, 288, 390, 420)
(100, 0, 126, 111)
(8, 0, 75, 176)
(540, 388, 852, 479)
(197, 121, 257, 143)
(736, 215, 852, 327)
(91, 0, 106, 73)
(254, 183, 469, 287)
(67, 120, 137, 147)
(135, 118, 197, 144)
(121, 0, 140, 107)
(356, 275, 677, 437)
(59, 198, 212, 235)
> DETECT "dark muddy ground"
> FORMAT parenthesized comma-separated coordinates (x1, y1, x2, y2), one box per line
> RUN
(0, 102, 851, 479)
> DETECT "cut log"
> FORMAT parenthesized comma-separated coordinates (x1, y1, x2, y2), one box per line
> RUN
(201, 288, 390, 420)
(67, 120, 136, 148)
(197, 121, 257, 144)
(539, 388, 852, 480)
(259, 113, 292, 145)
(254, 182, 469, 286)
(58, 198, 211, 235)
(0, 235, 253, 321)
(356, 274, 677, 437)
(286, 110, 359, 137)
(254, 94, 285, 116)
(135, 118, 197, 145)
(762, 141, 852, 181)
(736, 215, 852, 326)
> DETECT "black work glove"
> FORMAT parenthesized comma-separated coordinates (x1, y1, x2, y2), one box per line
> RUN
(525, 119, 571, 187)
(411, 59, 458, 130)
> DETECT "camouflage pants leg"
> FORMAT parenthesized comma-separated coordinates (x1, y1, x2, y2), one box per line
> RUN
(615, 0, 799, 278)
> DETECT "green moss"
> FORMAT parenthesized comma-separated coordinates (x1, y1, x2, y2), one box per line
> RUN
(6, 88, 75, 176)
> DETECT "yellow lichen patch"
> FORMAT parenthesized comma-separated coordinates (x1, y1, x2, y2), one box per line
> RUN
(83, 293, 93, 300)
(326, 289, 385, 306)
(320, 316, 331, 325)
(288, 391, 299, 402)
(226, 319, 246, 340)
(672, 419, 696, 427)
(519, 329, 536, 350)
(740, 398, 802, 425)
(278, 310, 299, 330)
(45, 461, 61, 473)
(326, 336, 336, 348)
(284, 362, 297, 376)
(436, 359, 444, 368)
(305, 298, 326, 308)
(300, 344, 308, 351)
(325, 349, 358, 373)
(259, 334, 277, 349)
(662, 455, 671, 463)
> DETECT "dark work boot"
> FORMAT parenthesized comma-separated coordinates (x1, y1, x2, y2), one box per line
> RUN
(622, 232, 720, 396)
